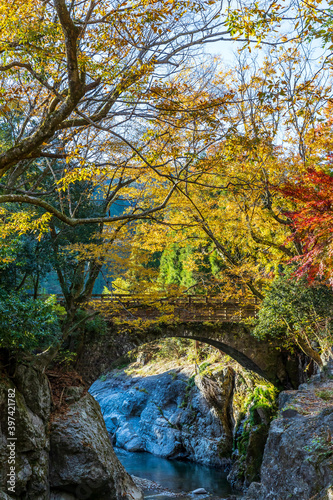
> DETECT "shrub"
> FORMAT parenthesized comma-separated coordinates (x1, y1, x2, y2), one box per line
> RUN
(253, 266, 333, 358)
(0, 291, 61, 352)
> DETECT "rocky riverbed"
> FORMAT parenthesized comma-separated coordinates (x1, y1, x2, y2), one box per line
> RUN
(89, 354, 266, 469)
(132, 475, 239, 500)
(133, 475, 185, 495)
(89, 350, 277, 496)
(91, 352, 333, 500)
(1, 347, 333, 499)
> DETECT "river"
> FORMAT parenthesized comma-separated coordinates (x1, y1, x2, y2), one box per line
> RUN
(114, 448, 235, 498)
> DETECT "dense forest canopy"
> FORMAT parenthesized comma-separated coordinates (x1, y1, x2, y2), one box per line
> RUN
(1, 0, 333, 364)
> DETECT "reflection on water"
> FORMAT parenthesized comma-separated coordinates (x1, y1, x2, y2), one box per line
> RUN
(115, 448, 234, 497)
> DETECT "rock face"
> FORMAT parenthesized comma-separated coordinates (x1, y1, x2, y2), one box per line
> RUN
(50, 391, 142, 500)
(0, 363, 51, 500)
(90, 358, 265, 469)
(0, 361, 143, 500)
(227, 393, 274, 491)
(91, 367, 228, 467)
(246, 376, 333, 500)
(228, 421, 270, 491)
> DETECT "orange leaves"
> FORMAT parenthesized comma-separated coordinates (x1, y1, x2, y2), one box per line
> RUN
(1, 0, 332, 305)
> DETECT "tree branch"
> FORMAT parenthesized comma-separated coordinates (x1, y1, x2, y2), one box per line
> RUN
(0, 186, 177, 226)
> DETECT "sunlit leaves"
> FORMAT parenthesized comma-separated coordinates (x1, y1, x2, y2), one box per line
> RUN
(0, 207, 51, 239)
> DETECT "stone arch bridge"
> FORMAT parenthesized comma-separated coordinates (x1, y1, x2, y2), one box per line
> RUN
(69, 294, 308, 389)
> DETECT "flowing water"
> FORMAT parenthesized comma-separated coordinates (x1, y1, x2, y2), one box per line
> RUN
(115, 448, 235, 498)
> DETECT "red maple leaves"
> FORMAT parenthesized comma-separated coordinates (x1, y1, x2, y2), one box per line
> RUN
(278, 168, 333, 283)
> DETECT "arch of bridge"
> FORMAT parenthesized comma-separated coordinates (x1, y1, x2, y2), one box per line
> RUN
(141, 322, 300, 387)
(75, 319, 303, 389)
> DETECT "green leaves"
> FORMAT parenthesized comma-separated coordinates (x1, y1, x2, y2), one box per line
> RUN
(253, 267, 333, 359)
(0, 292, 62, 353)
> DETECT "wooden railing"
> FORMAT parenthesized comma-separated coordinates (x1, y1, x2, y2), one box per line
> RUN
(54, 293, 259, 322)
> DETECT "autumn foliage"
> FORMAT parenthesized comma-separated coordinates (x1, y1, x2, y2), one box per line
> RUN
(1, 0, 333, 363)
(278, 169, 333, 284)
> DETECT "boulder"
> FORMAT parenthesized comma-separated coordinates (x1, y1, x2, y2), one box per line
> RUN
(115, 422, 144, 451)
(257, 380, 333, 500)
(192, 487, 208, 494)
(50, 392, 143, 500)
(0, 364, 50, 499)
(90, 363, 244, 467)
(0, 363, 144, 500)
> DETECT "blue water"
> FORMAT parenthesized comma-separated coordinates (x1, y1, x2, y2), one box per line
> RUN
(115, 448, 234, 497)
